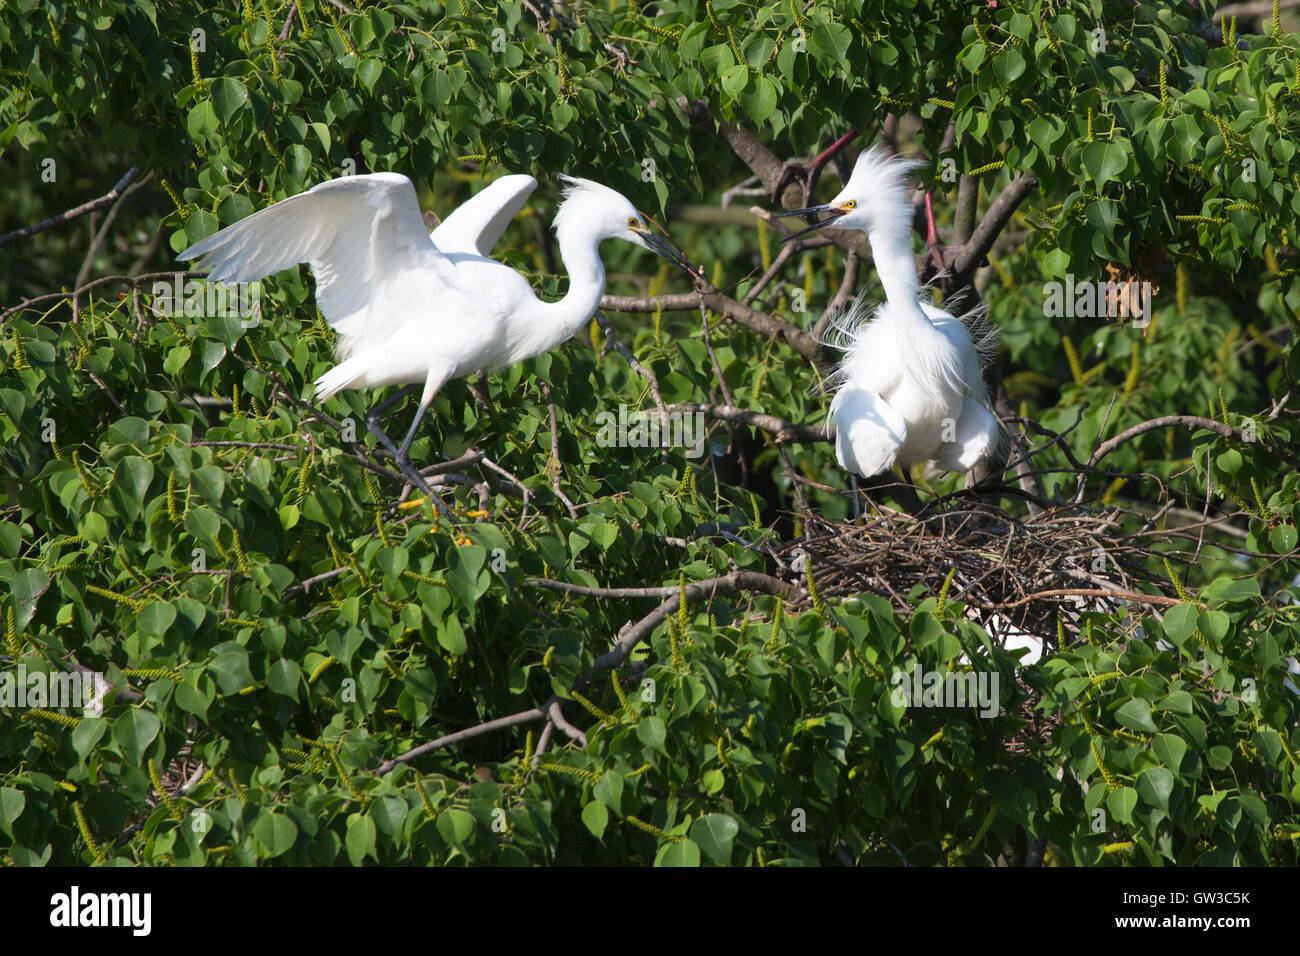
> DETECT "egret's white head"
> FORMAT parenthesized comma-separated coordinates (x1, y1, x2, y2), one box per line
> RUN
(775, 144, 922, 242)
(555, 175, 700, 279)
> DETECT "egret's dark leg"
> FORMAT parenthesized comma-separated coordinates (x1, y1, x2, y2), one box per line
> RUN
(363, 385, 456, 521)
(849, 473, 861, 521)
(364, 385, 419, 464)
(396, 400, 431, 464)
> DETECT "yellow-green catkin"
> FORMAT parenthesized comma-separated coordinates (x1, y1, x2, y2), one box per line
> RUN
(572, 690, 615, 724)
(935, 567, 956, 615)
(149, 759, 184, 821)
(1062, 335, 1084, 384)
(609, 671, 629, 711)
(10, 330, 26, 371)
(971, 804, 998, 846)
(626, 814, 683, 841)
(166, 472, 181, 521)
(416, 780, 437, 820)
(74, 802, 106, 863)
(5, 604, 21, 658)
(767, 599, 784, 651)
(296, 447, 314, 503)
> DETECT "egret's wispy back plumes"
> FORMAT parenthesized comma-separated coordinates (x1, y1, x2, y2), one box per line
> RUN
(774, 142, 1001, 481)
(179, 171, 698, 516)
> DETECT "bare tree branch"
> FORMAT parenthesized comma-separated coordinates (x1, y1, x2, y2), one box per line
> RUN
(0, 166, 143, 249)
(669, 401, 828, 445)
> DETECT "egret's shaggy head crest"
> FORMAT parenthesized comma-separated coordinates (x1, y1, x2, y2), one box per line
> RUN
(554, 174, 642, 240)
(830, 144, 924, 237)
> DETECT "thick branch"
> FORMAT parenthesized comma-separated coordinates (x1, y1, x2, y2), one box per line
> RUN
(601, 291, 823, 364)
(952, 171, 1038, 283)
(669, 402, 828, 445)
(374, 702, 552, 775)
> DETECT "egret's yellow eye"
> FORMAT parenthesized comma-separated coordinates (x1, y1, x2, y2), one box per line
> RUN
(627, 216, 640, 228)
(844, 199, 856, 209)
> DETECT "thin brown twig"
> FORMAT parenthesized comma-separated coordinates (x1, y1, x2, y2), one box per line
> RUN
(0, 166, 142, 249)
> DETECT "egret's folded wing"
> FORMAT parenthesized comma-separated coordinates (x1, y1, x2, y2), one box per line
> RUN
(431, 174, 537, 257)
(828, 385, 907, 479)
(178, 172, 447, 330)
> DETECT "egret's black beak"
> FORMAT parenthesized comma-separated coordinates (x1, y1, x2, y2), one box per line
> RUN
(773, 203, 848, 242)
(637, 226, 704, 282)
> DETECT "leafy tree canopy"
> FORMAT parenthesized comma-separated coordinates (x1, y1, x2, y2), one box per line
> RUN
(0, 0, 1298, 866)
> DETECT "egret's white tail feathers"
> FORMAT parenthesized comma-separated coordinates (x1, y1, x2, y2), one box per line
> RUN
(314, 355, 368, 402)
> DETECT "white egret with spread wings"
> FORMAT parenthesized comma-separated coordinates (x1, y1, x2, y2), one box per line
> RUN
(179, 172, 699, 517)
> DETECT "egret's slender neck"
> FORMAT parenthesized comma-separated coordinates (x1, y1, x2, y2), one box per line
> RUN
(528, 220, 607, 350)
(868, 219, 924, 315)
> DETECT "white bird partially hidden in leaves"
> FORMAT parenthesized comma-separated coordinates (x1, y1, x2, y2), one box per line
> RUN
(178, 171, 699, 518)
(774, 145, 1001, 493)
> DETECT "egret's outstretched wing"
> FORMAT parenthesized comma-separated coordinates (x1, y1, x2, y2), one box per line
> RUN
(431, 174, 538, 256)
(829, 385, 907, 478)
(178, 173, 448, 332)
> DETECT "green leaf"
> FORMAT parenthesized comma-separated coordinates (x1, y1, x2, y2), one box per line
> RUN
(10, 568, 50, 630)
(210, 77, 249, 124)
(1161, 602, 1199, 644)
(1216, 449, 1242, 474)
(654, 837, 701, 866)
(593, 770, 624, 814)
(992, 47, 1026, 85)
(581, 800, 608, 838)
(357, 58, 383, 93)
(1136, 766, 1174, 813)
(111, 708, 161, 758)
(436, 808, 475, 844)
(267, 659, 301, 701)
(72, 718, 107, 758)
(636, 716, 668, 755)
(345, 813, 377, 864)
(0, 787, 25, 837)
(1115, 698, 1157, 734)
(436, 615, 468, 656)
(1152, 733, 1187, 772)
(689, 813, 738, 864)
(1081, 141, 1127, 186)
(1269, 524, 1297, 553)
(136, 601, 176, 638)
(721, 64, 749, 97)
(1106, 786, 1138, 825)
(808, 22, 850, 64)
(739, 76, 778, 123)
(253, 812, 298, 858)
